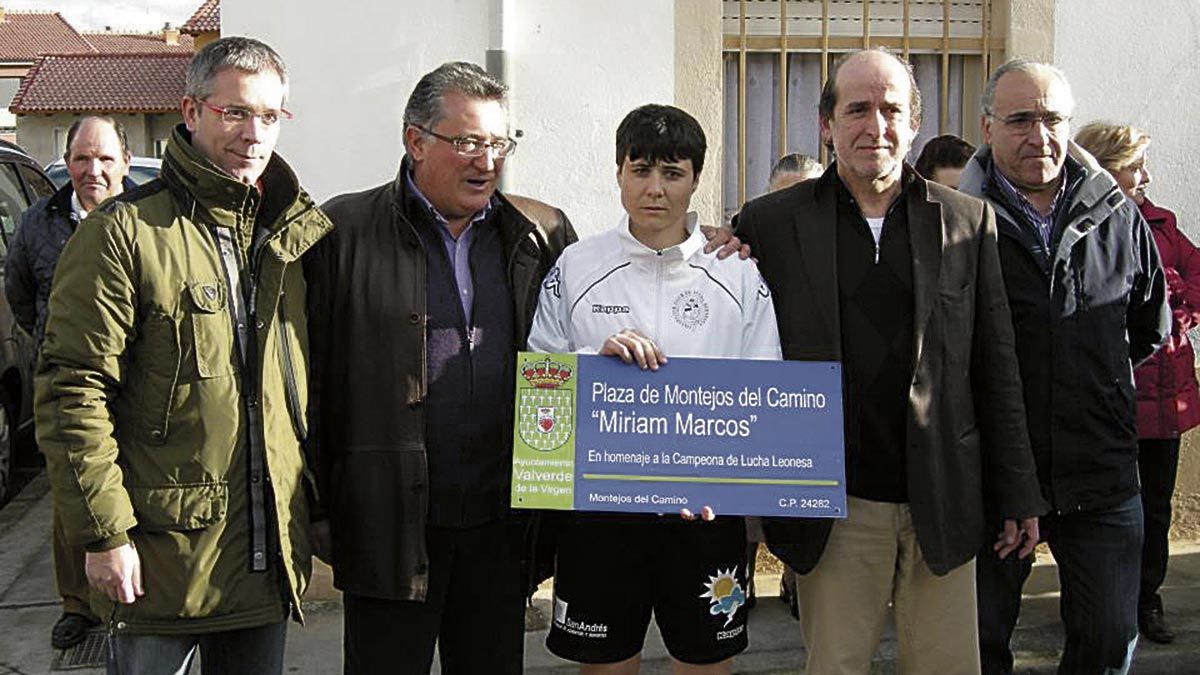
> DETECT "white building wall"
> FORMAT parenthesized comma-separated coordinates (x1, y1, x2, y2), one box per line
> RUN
(225, 0, 491, 201)
(225, 0, 693, 237)
(503, 0, 675, 236)
(1055, 0, 1200, 237)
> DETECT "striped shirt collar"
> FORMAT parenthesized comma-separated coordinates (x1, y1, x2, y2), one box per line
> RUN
(988, 161, 1067, 246)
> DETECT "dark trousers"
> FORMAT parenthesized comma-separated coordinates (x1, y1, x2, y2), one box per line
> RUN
(106, 621, 287, 675)
(1138, 438, 1181, 613)
(977, 494, 1143, 675)
(342, 519, 525, 675)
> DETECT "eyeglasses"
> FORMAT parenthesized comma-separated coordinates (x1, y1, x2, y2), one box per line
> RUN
(197, 99, 293, 126)
(410, 123, 517, 159)
(988, 111, 1070, 134)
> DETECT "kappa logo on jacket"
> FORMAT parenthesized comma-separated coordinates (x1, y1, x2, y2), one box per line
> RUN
(591, 303, 630, 315)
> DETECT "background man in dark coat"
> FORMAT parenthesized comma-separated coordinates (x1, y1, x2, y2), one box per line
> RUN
(736, 48, 1045, 675)
(4, 115, 131, 650)
(960, 59, 1170, 675)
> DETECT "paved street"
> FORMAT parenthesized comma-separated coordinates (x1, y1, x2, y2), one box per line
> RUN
(2, 473, 1197, 674)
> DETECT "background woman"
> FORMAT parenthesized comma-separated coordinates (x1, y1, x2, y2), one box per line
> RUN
(1076, 122, 1200, 644)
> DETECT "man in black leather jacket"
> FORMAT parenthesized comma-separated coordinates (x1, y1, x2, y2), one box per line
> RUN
(306, 62, 576, 675)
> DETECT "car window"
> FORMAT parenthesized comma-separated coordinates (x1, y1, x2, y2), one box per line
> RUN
(129, 165, 160, 185)
(18, 164, 54, 202)
(45, 164, 68, 189)
(0, 161, 31, 252)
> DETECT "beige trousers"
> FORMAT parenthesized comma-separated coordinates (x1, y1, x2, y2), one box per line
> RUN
(795, 496, 980, 675)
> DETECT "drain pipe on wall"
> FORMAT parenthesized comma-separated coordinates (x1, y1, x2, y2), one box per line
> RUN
(487, 0, 519, 195)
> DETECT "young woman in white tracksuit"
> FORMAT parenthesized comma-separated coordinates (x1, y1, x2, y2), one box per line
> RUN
(528, 104, 781, 675)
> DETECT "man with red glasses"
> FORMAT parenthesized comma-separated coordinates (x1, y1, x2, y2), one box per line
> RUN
(36, 36, 331, 674)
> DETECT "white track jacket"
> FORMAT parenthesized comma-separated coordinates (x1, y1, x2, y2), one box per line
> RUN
(528, 214, 782, 360)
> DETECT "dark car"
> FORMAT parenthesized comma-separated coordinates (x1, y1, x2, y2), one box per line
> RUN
(0, 139, 55, 504)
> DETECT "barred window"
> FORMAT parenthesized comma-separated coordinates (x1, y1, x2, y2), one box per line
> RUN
(723, 0, 1000, 216)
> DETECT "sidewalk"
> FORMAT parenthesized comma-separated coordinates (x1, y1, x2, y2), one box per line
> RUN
(2, 474, 1197, 674)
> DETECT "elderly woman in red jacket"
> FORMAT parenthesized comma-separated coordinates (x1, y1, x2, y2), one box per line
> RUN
(1076, 122, 1200, 645)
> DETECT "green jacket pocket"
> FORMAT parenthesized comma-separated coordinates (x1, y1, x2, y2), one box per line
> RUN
(186, 281, 235, 378)
(129, 482, 229, 532)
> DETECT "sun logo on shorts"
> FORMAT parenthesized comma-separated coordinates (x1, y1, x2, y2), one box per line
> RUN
(700, 567, 746, 626)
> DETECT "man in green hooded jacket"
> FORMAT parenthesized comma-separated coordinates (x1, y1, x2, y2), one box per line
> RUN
(35, 36, 331, 674)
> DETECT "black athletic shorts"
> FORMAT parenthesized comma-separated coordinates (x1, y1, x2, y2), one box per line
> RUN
(545, 515, 749, 664)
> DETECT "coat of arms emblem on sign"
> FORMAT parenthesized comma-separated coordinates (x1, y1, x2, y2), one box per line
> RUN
(517, 357, 574, 451)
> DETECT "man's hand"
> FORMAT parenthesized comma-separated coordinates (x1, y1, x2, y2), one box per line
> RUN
(994, 517, 1039, 560)
(85, 543, 143, 604)
(680, 506, 716, 522)
(599, 329, 667, 370)
(310, 519, 332, 565)
(700, 225, 752, 260)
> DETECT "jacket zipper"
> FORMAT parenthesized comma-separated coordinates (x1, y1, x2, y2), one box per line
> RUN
(276, 295, 319, 508)
(276, 295, 308, 442)
(655, 253, 664, 342)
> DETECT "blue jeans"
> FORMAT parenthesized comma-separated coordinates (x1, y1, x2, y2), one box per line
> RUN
(106, 621, 287, 675)
(977, 494, 1142, 675)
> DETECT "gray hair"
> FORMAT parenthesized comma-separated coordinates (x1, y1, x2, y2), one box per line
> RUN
(185, 36, 288, 103)
(981, 59, 1074, 115)
(403, 61, 508, 133)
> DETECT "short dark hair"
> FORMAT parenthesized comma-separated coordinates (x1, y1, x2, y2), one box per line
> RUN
(818, 48, 922, 125)
(615, 104, 706, 177)
(64, 115, 129, 158)
(914, 134, 976, 179)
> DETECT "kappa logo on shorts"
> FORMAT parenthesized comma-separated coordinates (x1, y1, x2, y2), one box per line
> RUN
(700, 567, 746, 626)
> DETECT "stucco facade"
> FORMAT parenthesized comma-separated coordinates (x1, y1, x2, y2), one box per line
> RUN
(15, 112, 179, 166)
(226, 0, 721, 235)
(674, 0, 723, 230)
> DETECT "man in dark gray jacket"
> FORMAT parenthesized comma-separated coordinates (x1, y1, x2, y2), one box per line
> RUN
(960, 60, 1169, 675)
(4, 115, 131, 649)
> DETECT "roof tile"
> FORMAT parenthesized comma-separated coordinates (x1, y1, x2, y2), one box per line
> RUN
(84, 32, 195, 54)
(181, 0, 220, 35)
(0, 11, 95, 62)
(10, 52, 190, 114)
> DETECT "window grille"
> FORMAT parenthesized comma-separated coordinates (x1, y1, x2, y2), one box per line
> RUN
(723, 0, 1001, 214)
